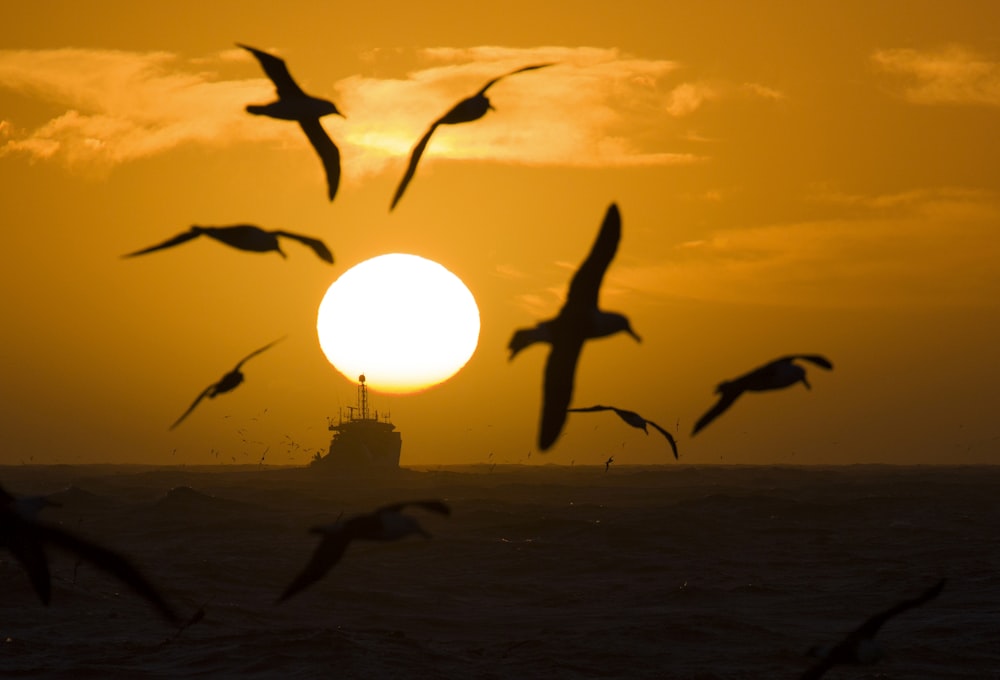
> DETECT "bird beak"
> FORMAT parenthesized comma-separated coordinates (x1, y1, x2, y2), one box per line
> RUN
(628, 328, 641, 343)
(803, 377, 812, 390)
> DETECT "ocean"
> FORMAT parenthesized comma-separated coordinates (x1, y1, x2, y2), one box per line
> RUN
(1, 464, 998, 678)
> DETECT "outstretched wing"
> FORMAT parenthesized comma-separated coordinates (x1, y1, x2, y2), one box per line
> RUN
(567, 405, 614, 414)
(564, 204, 621, 312)
(122, 229, 200, 258)
(784, 354, 834, 371)
(853, 578, 946, 639)
(277, 531, 351, 602)
(3, 521, 52, 604)
(275, 230, 334, 264)
(233, 337, 285, 370)
(237, 43, 306, 99)
(692, 390, 741, 436)
(299, 119, 341, 202)
(645, 419, 679, 460)
(390, 122, 439, 211)
(170, 384, 213, 430)
(475, 63, 555, 96)
(378, 500, 451, 516)
(539, 339, 585, 450)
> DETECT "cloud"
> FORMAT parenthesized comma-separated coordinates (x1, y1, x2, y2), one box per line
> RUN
(615, 187, 1000, 308)
(872, 45, 1000, 106)
(0, 45, 770, 175)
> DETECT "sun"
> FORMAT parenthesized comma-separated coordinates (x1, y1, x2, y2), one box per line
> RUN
(316, 254, 480, 393)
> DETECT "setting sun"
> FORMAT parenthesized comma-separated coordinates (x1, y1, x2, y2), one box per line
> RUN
(316, 254, 480, 393)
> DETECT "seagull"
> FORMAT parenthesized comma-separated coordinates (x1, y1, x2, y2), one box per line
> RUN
(122, 224, 333, 263)
(390, 63, 553, 210)
(800, 578, 946, 680)
(238, 43, 344, 202)
(604, 456, 614, 472)
(170, 338, 284, 430)
(568, 405, 678, 459)
(691, 354, 833, 436)
(509, 203, 640, 451)
(277, 500, 450, 602)
(0, 484, 180, 624)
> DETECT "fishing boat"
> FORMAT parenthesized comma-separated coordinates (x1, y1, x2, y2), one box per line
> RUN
(310, 375, 401, 471)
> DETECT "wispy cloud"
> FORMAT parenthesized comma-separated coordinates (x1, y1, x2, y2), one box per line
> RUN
(0, 45, 785, 175)
(872, 45, 1000, 106)
(615, 187, 1000, 308)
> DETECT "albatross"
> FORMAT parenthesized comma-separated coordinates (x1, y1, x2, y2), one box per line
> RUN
(123, 224, 333, 263)
(277, 500, 450, 602)
(508, 203, 640, 451)
(568, 405, 678, 459)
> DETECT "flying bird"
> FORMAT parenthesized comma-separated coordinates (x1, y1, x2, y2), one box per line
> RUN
(390, 63, 553, 210)
(0, 485, 180, 624)
(508, 203, 640, 451)
(238, 43, 344, 202)
(604, 456, 614, 472)
(278, 500, 450, 602)
(170, 338, 284, 430)
(568, 405, 678, 459)
(800, 578, 946, 680)
(691, 354, 833, 436)
(123, 224, 333, 263)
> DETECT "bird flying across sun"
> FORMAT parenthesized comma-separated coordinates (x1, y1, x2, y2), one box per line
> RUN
(389, 62, 553, 211)
(0, 484, 181, 624)
(277, 500, 450, 602)
(568, 405, 679, 459)
(238, 43, 344, 202)
(692, 354, 833, 436)
(123, 224, 333, 263)
(170, 337, 284, 430)
(509, 203, 640, 451)
(800, 578, 946, 680)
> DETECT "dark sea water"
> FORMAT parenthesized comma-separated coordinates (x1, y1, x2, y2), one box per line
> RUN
(1, 464, 998, 679)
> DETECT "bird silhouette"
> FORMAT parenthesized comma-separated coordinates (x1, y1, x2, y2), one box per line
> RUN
(509, 203, 640, 451)
(238, 43, 344, 202)
(0, 484, 180, 624)
(170, 338, 284, 430)
(123, 224, 333, 263)
(277, 500, 450, 602)
(692, 354, 833, 436)
(390, 63, 553, 210)
(568, 405, 678, 459)
(800, 578, 946, 680)
(604, 456, 614, 472)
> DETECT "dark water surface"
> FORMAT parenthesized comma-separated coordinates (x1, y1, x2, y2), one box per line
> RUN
(1, 464, 998, 678)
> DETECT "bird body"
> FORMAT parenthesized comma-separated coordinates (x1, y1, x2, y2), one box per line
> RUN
(123, 224, 333, 263)
(508, 204, 640, 450)
(692, 354, 833, 436)
(238, 43, 343, 201)
(568, 405, 678, 459)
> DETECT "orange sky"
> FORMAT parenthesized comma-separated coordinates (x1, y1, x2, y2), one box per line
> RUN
(2, 1, 999, 466)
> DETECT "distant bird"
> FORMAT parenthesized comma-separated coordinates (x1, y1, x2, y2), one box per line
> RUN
(509, 203, 640, 451)
(569, 405, 678, 459)
(170, 338, 284, 430)
(692, 354, 833, 436)
(278, 500, 450, 602)
(390, 63, 553, 210)
(122, 224, 333, 263)
(800, 578, 946, 680)
(238, 43, 344, 202)
(0, 484, 180, 624)
(604, 456, 614, 472)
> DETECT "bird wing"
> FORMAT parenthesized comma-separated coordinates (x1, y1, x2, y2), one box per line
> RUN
(33, 521, 180, 623)
(4, 521, 52, 604)
(237, 43, 307, 99)
(691, 390, 742, 436)
(567, 405, 614, 413)
(169, 384, 214, 430)
(645, 419, 680, 460)
(474, 63, 555, 96)
(390, 122, 439, 210)
(853, 578, 946, 639)
(539, 338, 585, 450)
(299, 118, 341, 202)
(785, 354, 834, 371)
(277, 531, 351, 602)
(233, 337, 285, 370)
(122, 229, 200, 258)
(564, 203, 621, 311)
(378, 500, 451, 517)
(274, 230, 334, 264)
(798, 657, 836, 680)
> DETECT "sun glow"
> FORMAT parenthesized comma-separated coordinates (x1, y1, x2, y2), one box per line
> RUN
(316, 254, 480, 393)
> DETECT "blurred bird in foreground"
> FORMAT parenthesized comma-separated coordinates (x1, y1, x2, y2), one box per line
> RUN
(568, 405, 678, 459)
(170, 338, 284, 430)
(692, 355, 833, 436)
(278, 500, 450, 602)
(0, 484, 180, 624)
(390, 63, 553, 210)
(123, 224, 333, 263)
(238, 43, 344, 202)
(509, 203, 640, 451)
(800, 578, 946, 680)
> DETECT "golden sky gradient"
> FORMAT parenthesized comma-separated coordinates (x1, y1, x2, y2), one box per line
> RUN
(2, 1, 998, 466)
